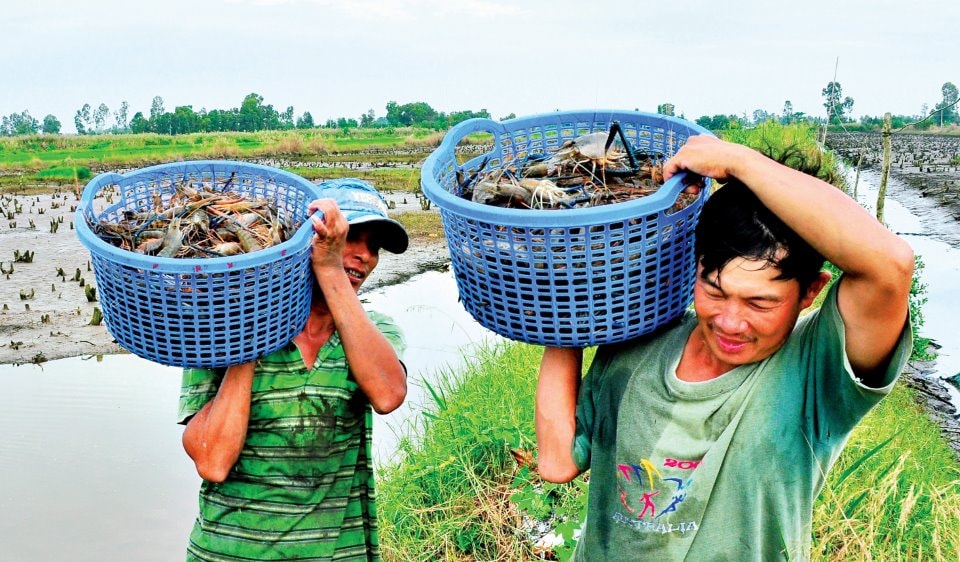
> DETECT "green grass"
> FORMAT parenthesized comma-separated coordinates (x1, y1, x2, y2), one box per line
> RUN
(0, 127, 452, 193)
(378, 336, 960, 560)
(813, 384, 960, 561)
(377, 120, 959, 560)
(290, 167, 422, 193)
(392, 210, 444, 241)
(722, 121, 845, 187)
(378, 342, 570, 561)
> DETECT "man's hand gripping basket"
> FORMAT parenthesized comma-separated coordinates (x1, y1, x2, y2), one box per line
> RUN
(421, 110, 714, 347)
(76, 160, 321, 368)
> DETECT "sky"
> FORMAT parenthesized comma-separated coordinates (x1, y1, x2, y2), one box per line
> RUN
(2, 0, 957, 134)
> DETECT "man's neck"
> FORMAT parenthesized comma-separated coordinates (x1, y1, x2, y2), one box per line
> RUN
(675, 326, 735, 382)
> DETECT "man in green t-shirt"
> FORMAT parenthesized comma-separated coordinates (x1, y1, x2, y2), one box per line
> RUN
(179, 179, 410, 561)
(536, 135, 915, 560)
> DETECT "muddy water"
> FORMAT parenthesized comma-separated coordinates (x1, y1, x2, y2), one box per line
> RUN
(849, 167, 960, 405)
(0, 267, 500, 561)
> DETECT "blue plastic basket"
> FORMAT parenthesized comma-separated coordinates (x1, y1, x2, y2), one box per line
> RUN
(421, 110, 714, 347)
(75, 160, 321, 368)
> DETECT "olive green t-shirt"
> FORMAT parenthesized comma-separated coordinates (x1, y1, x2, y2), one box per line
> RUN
(572, 281, 911, 561)
(178, 310, 405, 562)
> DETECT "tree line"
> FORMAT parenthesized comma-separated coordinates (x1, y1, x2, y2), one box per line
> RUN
(0, 94, 491, 137)
(657, 80, 958, 133)
(1, 81, 956, 137)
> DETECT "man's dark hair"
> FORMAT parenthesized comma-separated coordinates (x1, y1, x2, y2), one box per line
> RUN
(694, 179, 825, 293)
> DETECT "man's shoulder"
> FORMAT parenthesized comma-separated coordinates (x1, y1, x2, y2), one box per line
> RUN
(590, 312, 695, 381)
(599, 310, 695, 356)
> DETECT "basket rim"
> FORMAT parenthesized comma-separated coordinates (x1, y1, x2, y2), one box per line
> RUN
(75, 159, 319, 274)
(421, 109, 714, 227)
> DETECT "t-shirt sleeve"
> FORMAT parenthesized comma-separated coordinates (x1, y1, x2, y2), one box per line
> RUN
(572, 349, 610, 472)
(804, 279, 912, 435)
(368, 310, 407, 362)
(819, 278, 911, 390)
(177, 367, 224, 425)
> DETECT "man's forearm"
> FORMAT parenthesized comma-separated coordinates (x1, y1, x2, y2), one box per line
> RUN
(182, 362, 255, 482)
(536, 347, 583, 483)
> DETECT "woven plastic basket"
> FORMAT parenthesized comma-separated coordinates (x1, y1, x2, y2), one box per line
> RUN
(76, 160, 321, 368)
(421, 110, 714, 347)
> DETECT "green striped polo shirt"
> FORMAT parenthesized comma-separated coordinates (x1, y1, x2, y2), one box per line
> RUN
(178, 311, 405, 562)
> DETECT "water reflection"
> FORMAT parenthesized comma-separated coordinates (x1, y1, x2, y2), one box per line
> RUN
(0, 267, 499, 561)
(0, 354, 197, 561)
(848, 168, 960, 400)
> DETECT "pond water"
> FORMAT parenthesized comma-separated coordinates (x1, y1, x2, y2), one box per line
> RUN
(2, 169, 958, 560)
(848, 167, 960, 402)
(0, 267, 501, 561)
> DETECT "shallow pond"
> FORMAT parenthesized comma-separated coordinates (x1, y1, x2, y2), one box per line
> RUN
(849, 167, 960, 401)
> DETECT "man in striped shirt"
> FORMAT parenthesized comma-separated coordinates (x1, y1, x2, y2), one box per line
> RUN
(179, 179, 409, 561)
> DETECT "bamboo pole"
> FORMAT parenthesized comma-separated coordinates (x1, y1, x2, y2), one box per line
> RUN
(853, 144, 865, 199)
(877, 113, 892, 222)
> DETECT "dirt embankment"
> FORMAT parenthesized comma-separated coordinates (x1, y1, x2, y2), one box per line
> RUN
(0, 190, 447, 365)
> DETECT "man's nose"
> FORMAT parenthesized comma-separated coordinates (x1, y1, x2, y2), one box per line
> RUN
(714, 302, 748, 333)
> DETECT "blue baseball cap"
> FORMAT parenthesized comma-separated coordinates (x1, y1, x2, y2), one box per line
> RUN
(317, 178, 409, 254)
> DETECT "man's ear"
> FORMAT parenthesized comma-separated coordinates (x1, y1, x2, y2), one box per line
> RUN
(800, 270, 833, 309)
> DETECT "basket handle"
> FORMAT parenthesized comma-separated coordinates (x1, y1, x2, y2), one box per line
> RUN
(436, 117, 509, 172)
(79, 172, 125, 223)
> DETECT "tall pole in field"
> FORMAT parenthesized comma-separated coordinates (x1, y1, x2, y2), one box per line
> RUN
(877, 112, 892, 223)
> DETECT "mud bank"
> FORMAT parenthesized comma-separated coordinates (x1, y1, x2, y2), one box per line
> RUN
(0, 190, 449, 365)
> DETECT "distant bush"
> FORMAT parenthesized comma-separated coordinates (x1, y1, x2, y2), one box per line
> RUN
(36, 166, 91, 181)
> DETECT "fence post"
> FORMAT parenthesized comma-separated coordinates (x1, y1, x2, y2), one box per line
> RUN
(877, 112, 892, 223)
(853, 139, 866, 199)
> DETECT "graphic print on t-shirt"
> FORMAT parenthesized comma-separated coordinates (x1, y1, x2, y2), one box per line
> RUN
(613, 456, 701, 535)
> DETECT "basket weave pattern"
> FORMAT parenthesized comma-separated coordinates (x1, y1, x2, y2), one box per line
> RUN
(421, 111, 713, 347)
(76, 161, 320, 368)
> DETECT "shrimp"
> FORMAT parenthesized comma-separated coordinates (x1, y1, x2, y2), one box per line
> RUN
(158, 217, 184, 258)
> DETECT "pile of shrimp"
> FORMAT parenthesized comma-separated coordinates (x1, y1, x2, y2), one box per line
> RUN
(89, 181, 297, 258)
(459, 125, 689, 211)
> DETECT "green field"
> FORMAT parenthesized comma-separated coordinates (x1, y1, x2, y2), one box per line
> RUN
(0, 127, 490, 194)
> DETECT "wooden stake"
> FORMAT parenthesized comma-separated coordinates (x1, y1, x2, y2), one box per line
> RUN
(877, 113, 892, 223)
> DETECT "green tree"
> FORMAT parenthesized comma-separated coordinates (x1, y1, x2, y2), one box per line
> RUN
(657, 103, 675, 116)
(153, 111, 173, 135)
(385, 101, 401, 126)
(171, 105, 199, 134)
(696, 114, 742, 132)
(449, 109, 491, 127)
(129, 112, 149, 133)
(149, 96, 165, 122)
(781, 100, 794, 124)
(934, 82, 958, 126)
(822, 81, 854, 124)
(336, 117, 359, 130)
(280, 106, 295, 130)
(114, 101, 129, 132)
(42, 114, 61, 134)
(751, 109, 771, 124)
(384, 101, 438, 127)
(296, 112, 314, 129)
(75, 103, 93, 134)
(360, 109, 376, 128)
(0, 111, 40, 135)
(93, 103, 110, 133)
(238, 92, 280, 131)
